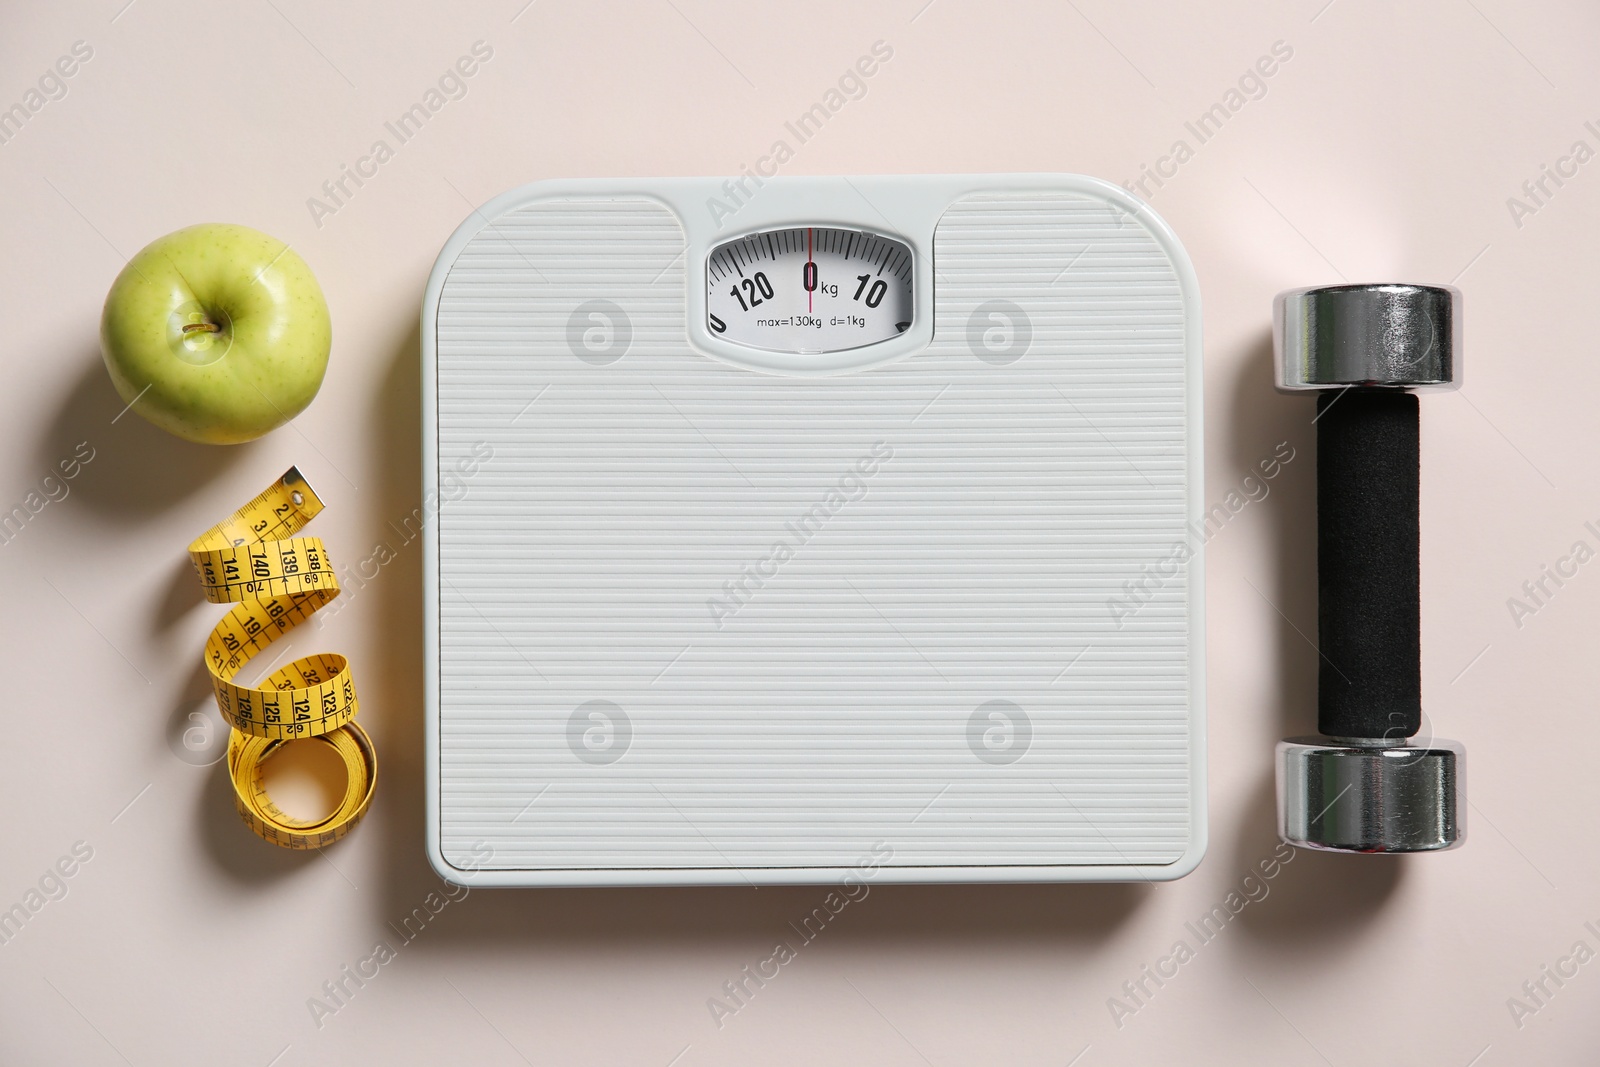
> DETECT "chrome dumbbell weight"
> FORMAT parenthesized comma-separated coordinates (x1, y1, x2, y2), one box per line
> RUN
(1273, 284, 1466, 853)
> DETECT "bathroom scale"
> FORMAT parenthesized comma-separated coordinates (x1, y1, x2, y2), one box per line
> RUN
(422, 174, 1204, 886)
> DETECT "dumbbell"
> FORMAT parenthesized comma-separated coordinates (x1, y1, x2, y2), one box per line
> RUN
(1272, 284, 1466, 853)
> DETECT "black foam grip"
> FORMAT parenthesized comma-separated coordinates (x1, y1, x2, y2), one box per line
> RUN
(1316, 389, 1421, 740)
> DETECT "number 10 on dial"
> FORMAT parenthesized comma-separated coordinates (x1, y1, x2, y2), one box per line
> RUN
(705, 227, 914, 354)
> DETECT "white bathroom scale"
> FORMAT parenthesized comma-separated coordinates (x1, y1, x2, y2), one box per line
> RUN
(422, 174, 1205, 886)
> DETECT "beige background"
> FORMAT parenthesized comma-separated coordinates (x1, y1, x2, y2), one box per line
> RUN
(1, 0, 1595, 1063)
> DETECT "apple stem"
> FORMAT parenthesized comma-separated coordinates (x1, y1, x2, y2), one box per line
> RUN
(182, 321, 222, 335)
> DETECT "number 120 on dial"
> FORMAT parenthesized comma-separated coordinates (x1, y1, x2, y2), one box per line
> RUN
(705, 227, 914, 354)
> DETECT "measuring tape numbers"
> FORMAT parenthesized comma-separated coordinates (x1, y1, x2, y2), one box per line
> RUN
(188, 466, 376, 849)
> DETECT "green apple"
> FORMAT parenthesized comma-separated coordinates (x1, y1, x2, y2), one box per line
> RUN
(100, 223, 331, 445)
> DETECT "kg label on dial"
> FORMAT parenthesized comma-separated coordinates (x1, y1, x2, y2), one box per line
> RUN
(706, 227, 914, 354)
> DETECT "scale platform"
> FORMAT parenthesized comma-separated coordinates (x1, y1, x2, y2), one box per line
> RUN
(422, 175, 1204, 886)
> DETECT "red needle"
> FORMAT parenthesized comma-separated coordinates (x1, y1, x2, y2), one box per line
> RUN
(807, 227, 813, 313)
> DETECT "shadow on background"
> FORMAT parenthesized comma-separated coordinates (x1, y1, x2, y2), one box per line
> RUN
(1228, 329, 1320, 740)
(431, 879, 1150, 951)
(40, 355, 254, 632)
(38, 354, 253, 519)
(1224, 330, 1406, 944)
(365, 322, 1150, 954)
(194, 761, 320, 883)
(39, 353, 306, 882)
(155, 551, 206, 633)
(370, 318, 435, 921)
(1230, 771, 1403, 947)
(159, 652, 320, 883)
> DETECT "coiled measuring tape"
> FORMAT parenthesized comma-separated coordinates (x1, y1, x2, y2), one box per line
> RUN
(188, 467, 376, 849)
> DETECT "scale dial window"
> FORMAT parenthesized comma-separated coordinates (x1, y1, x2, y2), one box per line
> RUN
(705, 227, 914, 354)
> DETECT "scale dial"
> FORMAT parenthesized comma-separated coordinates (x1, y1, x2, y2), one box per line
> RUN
(706, 227, 914, 354)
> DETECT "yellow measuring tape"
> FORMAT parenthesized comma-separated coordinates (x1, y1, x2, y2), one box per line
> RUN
(188, 467, 376, 849)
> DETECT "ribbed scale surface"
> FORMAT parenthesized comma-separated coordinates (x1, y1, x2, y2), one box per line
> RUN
(436, 193, 1191, 871)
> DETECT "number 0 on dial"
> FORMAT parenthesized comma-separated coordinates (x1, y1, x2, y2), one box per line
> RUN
(706, 227, 914, 354)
